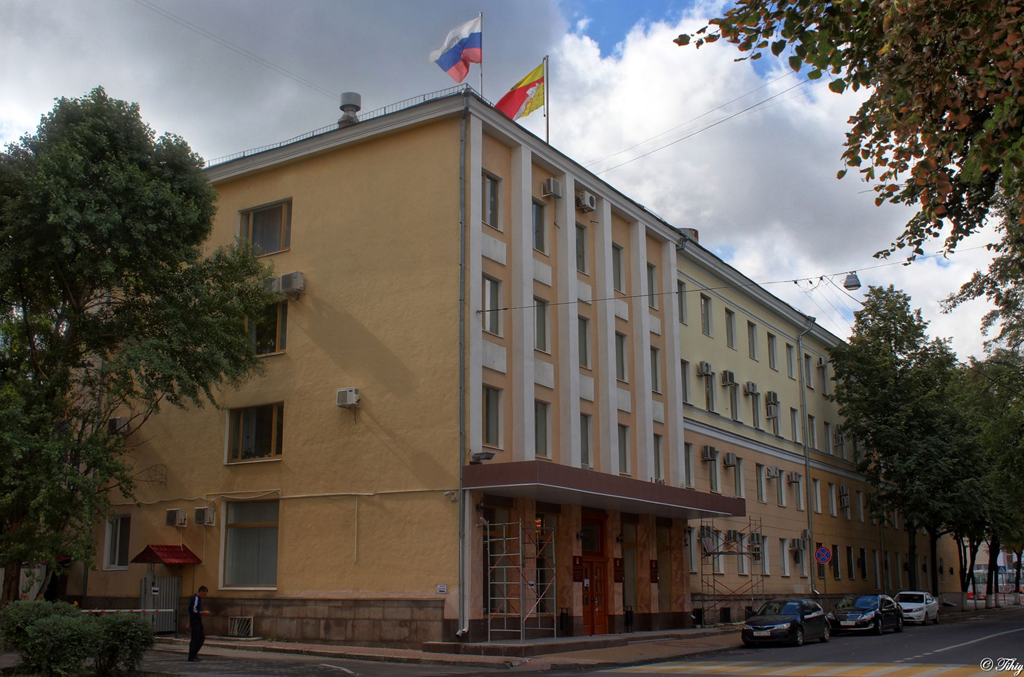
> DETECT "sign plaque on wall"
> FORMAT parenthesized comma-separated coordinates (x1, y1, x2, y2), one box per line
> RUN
(649, 560, 659, 584)
(572, 555, 584, 582)
(613, 557, 624, 583)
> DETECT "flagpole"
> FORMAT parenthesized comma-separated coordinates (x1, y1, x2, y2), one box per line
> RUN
(544, 55, 549, 144)
(478, 12, 484, 98)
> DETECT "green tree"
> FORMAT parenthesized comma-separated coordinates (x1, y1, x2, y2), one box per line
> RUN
(0, 88, 276, 603)
(675, 1, 1024, 346)
(829, 286, 961, 592)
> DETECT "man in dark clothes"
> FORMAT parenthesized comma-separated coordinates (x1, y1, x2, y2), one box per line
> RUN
(187, 585, 210, 662)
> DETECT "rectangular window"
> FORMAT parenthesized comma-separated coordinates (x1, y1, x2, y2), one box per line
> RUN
(734, 458, 745, 498)
(824, 422, 833, 454)
(747, 321, 758, 360)
(647, 263, 658, 309)
(805, 354, 814, 389)
(229, 403, 284, 462)
(578, 316, 590, 367)
(767, 333, 777, 370)
(482, 276, 501, 335)
(225, 500, 279, 587)
(786, 344, 795, 378)
(791, 408, 800, 443)
(756, 463, 766, 502)
(780, 538, 790, 576)
(795, 476, 805, 511)
(762, 533, 770, 575)
(884, 551, 892, 589)
(483, 173, 499, 229)
(653, 434, 663, 481)
(532, 201, 546, 252)
(704, 372, 716, 412)
(777, 472, 787, 507)
(241, 201, 291, 256)
(650, 347, 661, 393)
(534, 297, 548, 351)
(535, 401, 550, 457)
(770, 397, 780, 436)
(857, 491, 865, 522)
(833, 543, 841, 580)
(250, 302, 288, 355)
(714, 531, 725, 573)
(615, 332, 628, 381)
(580, 414, 592, 467)
(738, 535, 749, 575)
(847, 546, 856, 580)
(896, 552, 903, 588)
(874, 550, 881, 589)
(709, 451, 720, 492)
(677, 280, 687, 323)
(807, 414, 817, 449)
(575, 224, 588, 273)
(483, 386, 501, 447)
(813, 479, 822, 513)
(681, 361, 690, 403)
(751, 393, 761, 430)
(828, 483, 837, 516)
(725, 309, 736, 348)
(618, 424, 630, 474)
(105, 515, 131, 569)
(700, 295, 712, 336)
(799, 541, 809, 578)
(684, 443, 694, 487)
(729, 383, 740, 421)
(612, 244, 624, 292)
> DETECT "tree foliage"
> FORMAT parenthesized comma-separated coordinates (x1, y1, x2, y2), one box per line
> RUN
(0, 88, 276, 601)
(676, 0, 1024, 345)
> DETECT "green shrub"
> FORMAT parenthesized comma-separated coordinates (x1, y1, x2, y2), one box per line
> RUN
(0, 599, 79, 654)
(93, 613, 155, 677)
(23, 613, 99, 677)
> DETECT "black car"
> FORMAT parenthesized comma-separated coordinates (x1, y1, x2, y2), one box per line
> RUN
(742, 598, 830, 647)
(828, 594, 903, 634)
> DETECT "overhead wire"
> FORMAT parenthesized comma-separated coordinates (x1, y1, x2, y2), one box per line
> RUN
(131, 0, 337, 100)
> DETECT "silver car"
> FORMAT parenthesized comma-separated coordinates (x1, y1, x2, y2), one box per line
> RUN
(894, 591, 939, 624)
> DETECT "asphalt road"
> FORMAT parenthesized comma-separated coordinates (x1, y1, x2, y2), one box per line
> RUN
(593, 606, 1024, 677)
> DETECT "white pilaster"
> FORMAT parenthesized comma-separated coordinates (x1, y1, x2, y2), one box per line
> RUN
(662, 240, 686, 487)
(468, 116, 484, 456)
(594, 198, 618, 474)
(629, 221, 653, 481)
(556, 174, 582, 467)
(511, 145, 535, 461)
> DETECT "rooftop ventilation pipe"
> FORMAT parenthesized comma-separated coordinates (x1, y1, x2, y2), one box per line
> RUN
(338, 92, 362, 128)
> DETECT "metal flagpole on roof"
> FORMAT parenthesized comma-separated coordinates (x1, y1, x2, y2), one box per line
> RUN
(479, 13, 484, 97)
(544, 54, 549, 144)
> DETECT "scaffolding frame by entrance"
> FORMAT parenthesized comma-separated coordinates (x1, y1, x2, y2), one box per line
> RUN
(697, 517, 766, 626)
(485, 521, 557, 641)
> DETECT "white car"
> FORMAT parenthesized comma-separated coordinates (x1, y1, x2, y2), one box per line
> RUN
(895, 591, 939, 624)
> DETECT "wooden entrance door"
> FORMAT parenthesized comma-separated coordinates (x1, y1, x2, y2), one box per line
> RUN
(582, 560, 609, 635)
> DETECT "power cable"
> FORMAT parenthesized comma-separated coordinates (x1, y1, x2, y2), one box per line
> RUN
(131, 0, 337, 100)
(799, 281, 849, 336)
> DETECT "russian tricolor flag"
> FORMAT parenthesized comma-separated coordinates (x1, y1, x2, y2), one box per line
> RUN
(429, 15, 482, 83)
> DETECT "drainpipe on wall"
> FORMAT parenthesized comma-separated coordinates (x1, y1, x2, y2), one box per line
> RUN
(797, 316, 816, 595)
(456, 92, 470, 638)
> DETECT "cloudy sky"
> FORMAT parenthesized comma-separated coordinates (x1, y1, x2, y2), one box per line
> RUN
(1, 0, 998, 358)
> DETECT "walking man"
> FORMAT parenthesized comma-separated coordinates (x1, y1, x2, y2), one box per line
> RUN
(187, 585, 210, 662)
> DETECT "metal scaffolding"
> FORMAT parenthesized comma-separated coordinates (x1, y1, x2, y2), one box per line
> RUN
(485, 520, 558, 641)
(697, 517, 767, 626)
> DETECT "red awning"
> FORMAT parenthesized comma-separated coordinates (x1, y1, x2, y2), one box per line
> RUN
(131, 544, 202, 565)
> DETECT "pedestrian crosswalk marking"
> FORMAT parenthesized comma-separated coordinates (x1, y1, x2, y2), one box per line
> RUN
(610, 661, 989, 677)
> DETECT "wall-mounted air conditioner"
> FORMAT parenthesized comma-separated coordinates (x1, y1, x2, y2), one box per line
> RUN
(697, 361, 712, 376)
(575, 190, 597, 213)
(701, 445, 717, 462)
(280, 271, 306, 296)
(165, 508, 186, 527)
(194, 507, 216, 526)
(721, 370, 737, 386)
(744, 381, 759, 395)
(723, 452, 737, 467)
(108, 417, 129, 435)
(787, 471, 802, 484)
(542, 178, 563, 199)
(337, 388, 361, 408)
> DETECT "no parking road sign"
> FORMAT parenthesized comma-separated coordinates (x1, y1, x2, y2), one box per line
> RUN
(815, 546, 832, 564)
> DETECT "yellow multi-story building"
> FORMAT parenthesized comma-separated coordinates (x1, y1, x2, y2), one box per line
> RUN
(72, 87, 959, 647)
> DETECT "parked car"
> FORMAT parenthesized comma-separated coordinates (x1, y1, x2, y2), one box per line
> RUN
(742, 598, 830, 647)
(894, 591, 939, 624)
(828, 594, 903, 634)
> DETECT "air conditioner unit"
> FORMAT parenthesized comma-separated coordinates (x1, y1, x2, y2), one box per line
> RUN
(723, 452, 737, 467)
(336, 387, 361, 408)
(108, 417, 129, 435)
(817, 356, 826, 367)
(701, 445, 717, 462)
(726, 529, 740, 542)
(839, 494, 850, 509)
(766, 391, 779, 405)
(697, 361, 713, 376)
(194, 507, 216, 526)
(765, 465, 780, 479)
(280, 271, 306, 296)
(801, 529, 812, 541)
(263, 276, 282, 294)
(787, 471, 801, 484)
(575, 190, 597, 213)
(541, 177, 563, 199)
(699, 525, 715, 539)
(721, 370, 737, 386)
(766, 404, 779, 419)
(165, 508, 186, 527)
(743, 381, 759, 395)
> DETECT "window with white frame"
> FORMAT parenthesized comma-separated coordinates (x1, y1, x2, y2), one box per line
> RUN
(684, 443, 694, 487)
(482, 173, 500, 229)
(777, 472, 787, 507)
(729, 382, 740, 421)
(786, 344, 795, 378)
(483, 386, 501, 447)
(725, 309, 736, 348)
(761, 533, 770, 575)
(747, 321, 758, 360)
(738, 534, 749, 574)
(824, 421, 833, 454)
(225, 500, 279, 587)
(700, 294, 712, 336)
(704, 371, 716, 412)
(780, 538, 791, 576)
(677, 280, 687, 323)
(681, 360, 690, 403)
(241, 200, 291, 256)
(575, 224, 588, 273)
(734, 458, 745, 498)
(828, 482, 837, 516)
(813, 479, 822, 513)
(615, 332, 628, 381)
(821, 361, 831, 396)
(534, 297, 549, 351)
(650, 347, 661, 393)
(807, 414, 817, 449)
(791, 408, 800, 443)
(612, 244, 624, 292)
(795, 475, 805, 511)
(647, 263, 658, 309)
(482, 276, 501, 335)
(799, 541, 809, 577)
(653, 434, 663, 481)
(833, 543, 841, 579)
(857, 491, 865, 522)
(709, 450, 720, 492)
(532, 201, 546, 253)
(580, 413, 592, 467)
(617, 424, 630, 474)
(578, 316, 590, 367)
(848, 546, 856, 581)
(750, 392, 761, 429)
(874, 550, 881, 589)
(805, 353, 814, 389)
(228, 403, 284, 462)
(105, 515, 131, 569)
(714, 531, 725, 573)
(756, 463, 766, 501)
(535, 401, 550, 457)
(767, 333, 777, 370)
(769, 396, 780, 436)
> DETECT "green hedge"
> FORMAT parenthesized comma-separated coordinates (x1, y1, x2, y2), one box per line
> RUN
(24, 614, 100, 677)
(94, 613, 155, 677)
(0, 600, 79, 656)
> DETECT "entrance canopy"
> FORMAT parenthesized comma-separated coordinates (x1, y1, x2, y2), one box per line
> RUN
(130, 544, 202, 565)
(464, 461, 745, 520)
